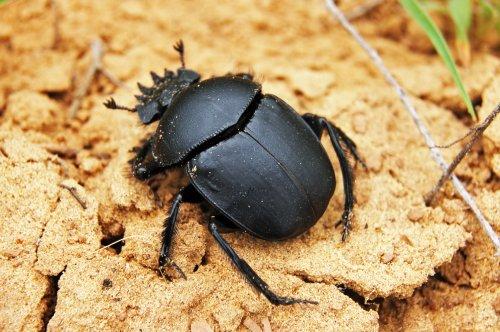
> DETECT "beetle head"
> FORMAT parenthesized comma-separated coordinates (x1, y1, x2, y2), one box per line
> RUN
(134, 68, 200, 124)
(105, 40, 201, 125)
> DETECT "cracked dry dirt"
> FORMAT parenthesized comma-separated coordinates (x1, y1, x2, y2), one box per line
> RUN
(0, 0, 498, 331)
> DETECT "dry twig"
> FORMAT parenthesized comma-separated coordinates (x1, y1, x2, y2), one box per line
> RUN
(59, 182, 87, 209)
(44, 145, 78, 159)
(425, 104, 499, 205)
(325, 0, 500, 255)
(50, 0, 61, 49)
(68, 39, 103, 118)
(432, 127, 478, 149)
(343, 0, 384, 21)
(68, 38, 129, 118)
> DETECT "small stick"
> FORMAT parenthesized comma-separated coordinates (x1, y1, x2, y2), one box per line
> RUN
(0, 145, 9, 158)
(44, 145, 78, 159)
(68, 38, 130, 118)
(325, 0, 500, 255)
(100, 67, 130, 90)
(97, 234, 155, 252)
(50, 0, 61, 49)
(432, 126, 478, 149)
(425, 104, 499, 205)
(59, 182, 87, 209)
(68, 39, 103, 118)
(344, 0, 384, 21)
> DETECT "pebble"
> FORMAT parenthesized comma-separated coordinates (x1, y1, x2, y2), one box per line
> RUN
(407, 208, 425, 222)
(366, 153, 383, 173)
(243, 318, 263, 332)
(191, 320, 213, 332)
(380, 246, 395, 264)
(352, 113, 367, 134)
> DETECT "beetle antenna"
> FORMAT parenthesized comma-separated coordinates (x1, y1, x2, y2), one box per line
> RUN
(103, 98, 136, 112)
(173, 40, 185, 68)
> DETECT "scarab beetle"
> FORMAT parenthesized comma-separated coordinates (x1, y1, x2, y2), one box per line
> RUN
(105, 41, 365, 305)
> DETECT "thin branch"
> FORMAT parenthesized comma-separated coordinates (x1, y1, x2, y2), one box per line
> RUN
(44, 145, 78, 159)
(343, 0, 384, 21)
(97, 234, 155, 252)
(50, 0, 61, 49)
(432, 126, 478, 149)
(425, 104, 499, 205)
(100, 67, 130, 90)
(59, 182, 87, 209)
(325, 0, 500, 255)
(68, 39, 103, 118)
(68, 38, 130, 118)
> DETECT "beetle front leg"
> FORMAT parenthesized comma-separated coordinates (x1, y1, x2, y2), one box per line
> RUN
(208, 219, 318, 306)
(158, 186, 188, 280)
(129, 136, 163, 181)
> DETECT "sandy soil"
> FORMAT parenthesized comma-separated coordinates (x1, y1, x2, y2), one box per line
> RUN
(0, 0, 498, 331)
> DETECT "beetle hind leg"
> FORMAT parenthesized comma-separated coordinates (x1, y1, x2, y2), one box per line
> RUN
(208, 219, 318, 306)
(329, 123, 367, 169)
(302, 114, 365, 241)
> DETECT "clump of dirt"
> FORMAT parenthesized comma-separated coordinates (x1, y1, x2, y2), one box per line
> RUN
(379, 191, 500, 331)
(378, 77, 500, 332)
(0, 0, 498, 330)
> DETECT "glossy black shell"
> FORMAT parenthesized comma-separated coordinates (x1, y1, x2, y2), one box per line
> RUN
(185, 93, 335, 240)
(152, 76, 261, 167)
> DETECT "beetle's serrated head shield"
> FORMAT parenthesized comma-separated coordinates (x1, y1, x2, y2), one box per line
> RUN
(135, 68, 201, 124)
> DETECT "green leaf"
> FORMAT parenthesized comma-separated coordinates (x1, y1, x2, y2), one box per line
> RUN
(400, 0, 476, 119)
(448, 0, 472, 42)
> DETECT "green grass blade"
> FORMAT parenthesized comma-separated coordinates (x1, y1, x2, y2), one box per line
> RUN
(448, 0, 472, 42)
(400, 0, 476, 119)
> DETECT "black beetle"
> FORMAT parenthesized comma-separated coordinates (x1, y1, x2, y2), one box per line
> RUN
(105, 41, 365, 305)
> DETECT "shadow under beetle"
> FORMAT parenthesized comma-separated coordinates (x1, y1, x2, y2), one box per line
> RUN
(105, 41, 366, 305)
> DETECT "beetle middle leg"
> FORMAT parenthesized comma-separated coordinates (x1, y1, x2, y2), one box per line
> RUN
(158, 184, 203, 279)
(302, 114, 364, 241)
(208, 218, 318, 305)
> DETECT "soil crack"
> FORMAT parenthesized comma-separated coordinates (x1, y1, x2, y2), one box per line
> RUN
(41, 270, 64, 332)
(288, 270, 380, 311)
(34, 193, 61, 268)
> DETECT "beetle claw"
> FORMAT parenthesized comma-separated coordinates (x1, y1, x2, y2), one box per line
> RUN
(274, 296, 318, 306)
(103, 97, 135, 112)
(341, 219, 351, 241)
(159, 258, 187, 280)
